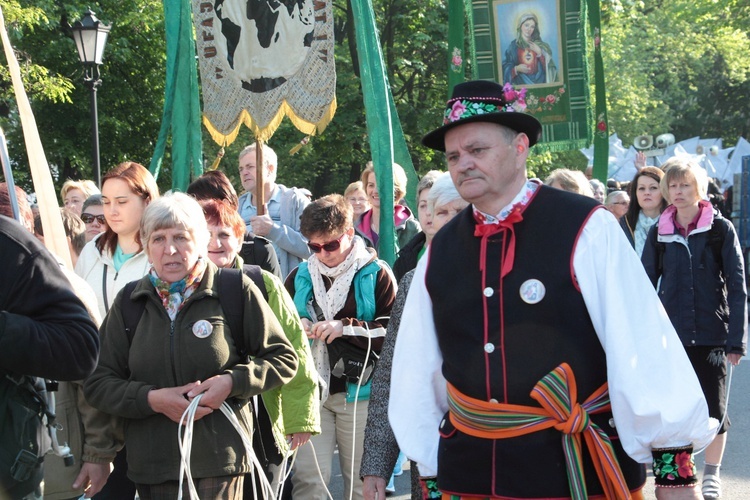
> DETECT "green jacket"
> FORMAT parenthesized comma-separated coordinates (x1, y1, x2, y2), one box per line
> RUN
(84, 262, 298, 484)
(258, 270, 321, 454)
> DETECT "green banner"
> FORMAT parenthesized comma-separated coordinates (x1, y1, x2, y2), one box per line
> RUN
(471, 0, 593, 153)
(587, 0, 608, 181)
(149, 0, 203, 191)
(351, 0, 418, 266)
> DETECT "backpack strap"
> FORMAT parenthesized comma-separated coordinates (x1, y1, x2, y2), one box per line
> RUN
(216, 268, 246, 362)
(120, 280, 146, 345)
(217, 265, 269, 363)
(242, 264, 268, 302)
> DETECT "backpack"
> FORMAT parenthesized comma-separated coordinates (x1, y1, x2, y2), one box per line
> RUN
(120, 266, 267, 361)
(0, 373, 53, 498)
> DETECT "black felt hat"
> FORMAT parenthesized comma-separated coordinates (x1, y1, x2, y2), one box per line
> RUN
(422, 80, 542, 152)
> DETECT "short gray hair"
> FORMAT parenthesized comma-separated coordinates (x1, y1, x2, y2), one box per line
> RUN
(141, 192, 209, 256)
(239, 142, 278, 180)
(427, 172, 462, 214)
(417, 170, 443, 198)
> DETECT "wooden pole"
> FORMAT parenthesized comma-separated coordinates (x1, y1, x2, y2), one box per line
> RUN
(255, 139, 266, 216)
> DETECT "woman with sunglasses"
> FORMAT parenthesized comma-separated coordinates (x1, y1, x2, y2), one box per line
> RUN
(285, 194, 397, 500)
(80, 194, 108, 242)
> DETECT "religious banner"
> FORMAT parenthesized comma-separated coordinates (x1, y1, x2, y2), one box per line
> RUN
(470, 0, 594, 152)
(192, 0, 337, 145)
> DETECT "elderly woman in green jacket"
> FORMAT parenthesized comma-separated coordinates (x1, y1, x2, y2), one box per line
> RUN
(200, 198, 320, 492)
(85, 193, 298, 498)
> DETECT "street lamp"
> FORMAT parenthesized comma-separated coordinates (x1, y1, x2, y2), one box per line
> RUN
(71, 10, 111, 188)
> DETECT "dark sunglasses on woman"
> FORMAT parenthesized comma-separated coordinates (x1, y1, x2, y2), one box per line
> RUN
(81, 213, 107, 224)
(307, 233, 346, 253)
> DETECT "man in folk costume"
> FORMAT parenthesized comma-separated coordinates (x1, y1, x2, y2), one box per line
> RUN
(388, 80, 718, 500)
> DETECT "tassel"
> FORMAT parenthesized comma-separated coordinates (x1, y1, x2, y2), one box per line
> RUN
(289, 136, 311, 155)
(208, 147, 225, 170)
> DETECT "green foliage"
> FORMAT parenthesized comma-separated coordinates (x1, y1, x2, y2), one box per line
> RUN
(2, 0, 749, 197)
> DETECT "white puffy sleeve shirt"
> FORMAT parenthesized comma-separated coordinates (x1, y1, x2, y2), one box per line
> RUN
(389, 206, 718, 478)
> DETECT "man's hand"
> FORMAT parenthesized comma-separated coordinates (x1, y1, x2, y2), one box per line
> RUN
(147, 382, 212, 423)
(187, 374, 233, 409)
(728, 353, 742, 366)
(363, 475, 387, 500)
(72, 461, 112, 498)
(655, 484, 702, 499)
(250, 213, 274, 237)
(287, 432, 312, 450)
(310, 320, 344, 344)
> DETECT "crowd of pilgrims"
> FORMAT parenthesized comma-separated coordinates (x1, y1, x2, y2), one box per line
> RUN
(0, 139, 742, 500)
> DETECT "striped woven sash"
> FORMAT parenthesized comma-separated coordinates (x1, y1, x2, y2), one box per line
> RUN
(446, 363, 631, 500)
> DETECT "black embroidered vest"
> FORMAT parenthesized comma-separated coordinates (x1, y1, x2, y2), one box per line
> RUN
(426, 186, 646, 498)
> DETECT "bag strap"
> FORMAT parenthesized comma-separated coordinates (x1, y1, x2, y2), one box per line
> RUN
(120, 280, 145, 345)
(241, 264, 268, 302)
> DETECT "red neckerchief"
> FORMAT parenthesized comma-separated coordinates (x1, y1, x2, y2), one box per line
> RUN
(473, 205, 524, 277)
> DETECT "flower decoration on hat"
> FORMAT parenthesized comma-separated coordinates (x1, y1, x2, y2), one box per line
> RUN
(443, 83, 528, 125)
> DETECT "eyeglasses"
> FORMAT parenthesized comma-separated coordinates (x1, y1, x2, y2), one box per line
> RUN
(347, 197, 367, 205)
(81, 213, 107, 224)
(612, 201, 629, 206)
(307, 233, 346, 253)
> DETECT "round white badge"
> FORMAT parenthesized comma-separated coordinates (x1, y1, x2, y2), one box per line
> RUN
(519, 279, 546, 305)
(192, 320, 213, 339)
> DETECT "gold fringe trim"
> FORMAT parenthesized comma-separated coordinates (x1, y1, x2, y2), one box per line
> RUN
(203, 97, 337, 146)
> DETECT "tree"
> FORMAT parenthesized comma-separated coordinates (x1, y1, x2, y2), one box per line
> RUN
(1, 0, 167, 195)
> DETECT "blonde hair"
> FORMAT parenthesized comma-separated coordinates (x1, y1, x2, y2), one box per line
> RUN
(361, 161, 408, 202)
(344, 181, 365, 198)
(660, 157, 708, 203)
(545, 169, 594, 197)
(61, 179, 100, 200)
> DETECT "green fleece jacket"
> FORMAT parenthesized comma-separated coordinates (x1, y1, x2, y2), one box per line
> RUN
(259, 270, 321, 454)
(84, 262, 298, 484)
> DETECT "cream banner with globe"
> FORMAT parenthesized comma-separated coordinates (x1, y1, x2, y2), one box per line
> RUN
(193, 0, 336, 144)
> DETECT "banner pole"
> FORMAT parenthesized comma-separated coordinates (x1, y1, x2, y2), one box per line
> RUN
(256, 139, 266, 216)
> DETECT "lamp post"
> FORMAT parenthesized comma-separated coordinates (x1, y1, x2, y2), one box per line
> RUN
(71, 10, 110, 188)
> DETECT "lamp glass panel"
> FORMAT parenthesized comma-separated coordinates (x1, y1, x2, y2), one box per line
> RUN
(94, 31, 109, 65)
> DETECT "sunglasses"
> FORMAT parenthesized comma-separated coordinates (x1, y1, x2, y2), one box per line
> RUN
(81, 213, 107, 224)
(307, 233, 346, 253)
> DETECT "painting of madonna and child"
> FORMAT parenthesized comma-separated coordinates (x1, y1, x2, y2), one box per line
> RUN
(496, 0, 563, 87)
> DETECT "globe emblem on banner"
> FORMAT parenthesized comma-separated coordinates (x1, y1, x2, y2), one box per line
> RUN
(214, 0, 315, 93)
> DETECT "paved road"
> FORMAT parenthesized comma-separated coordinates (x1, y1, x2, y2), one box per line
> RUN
(327, 358, 749, 499)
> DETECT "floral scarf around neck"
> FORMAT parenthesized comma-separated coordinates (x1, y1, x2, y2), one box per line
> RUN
(307, 235, 374, 321)
(149, 258, 207, 320)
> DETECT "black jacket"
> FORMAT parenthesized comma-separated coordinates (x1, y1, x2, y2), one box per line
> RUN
(241, 232, 282, 279)
(0, 216, 99, 380)
(392, 231, 426, 283)
(642, 206, 748, 354)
